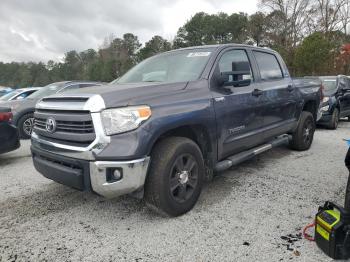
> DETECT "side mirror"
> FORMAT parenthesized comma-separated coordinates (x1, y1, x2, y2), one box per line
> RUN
(219, 72, 251, 87)
(217, 61, 252, 88)
(217, 73, 229, 86)
(232, 61, 250, 72)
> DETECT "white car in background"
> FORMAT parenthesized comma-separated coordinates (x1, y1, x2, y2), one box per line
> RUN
(0, 87, 13, 97)
(0, 87, 40, 102)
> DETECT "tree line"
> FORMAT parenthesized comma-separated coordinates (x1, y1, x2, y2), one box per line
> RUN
(1, 0, 350, 88)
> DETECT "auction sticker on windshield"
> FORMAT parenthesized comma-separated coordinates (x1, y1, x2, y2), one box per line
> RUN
(187, 52, 211, 57)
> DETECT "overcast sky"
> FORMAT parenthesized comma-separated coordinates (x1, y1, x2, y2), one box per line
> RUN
(0, 0, 258, 63)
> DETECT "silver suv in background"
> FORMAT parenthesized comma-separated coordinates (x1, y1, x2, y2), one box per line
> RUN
(0, 87, 41, 102)
(0, 81, 103, 139)
(0, 87, 13, 97)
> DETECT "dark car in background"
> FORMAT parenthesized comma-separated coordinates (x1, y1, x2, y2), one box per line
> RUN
(0, 87, 40, 102)
(0, 107, 20, 154)
(318, 75, 350, 129)
(0, 81, 103, 139)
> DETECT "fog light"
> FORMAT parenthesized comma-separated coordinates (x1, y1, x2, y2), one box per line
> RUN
(106, 168, 123, 183)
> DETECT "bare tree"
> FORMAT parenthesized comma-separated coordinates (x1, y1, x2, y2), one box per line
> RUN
(311, 0, 347, 34)
(339, 1, 350, 34)
(289, 0, 312, 46)
(259, 0, 312, 47)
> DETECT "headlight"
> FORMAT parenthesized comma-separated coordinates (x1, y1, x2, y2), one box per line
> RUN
(322, 97, 329, 103)
(101, 106, 151, 135)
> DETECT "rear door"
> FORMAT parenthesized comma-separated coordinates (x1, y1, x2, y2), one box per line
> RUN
(210, 48, 265, 160)
(338, 77, 350, 117)
(252, 50, 298, 140)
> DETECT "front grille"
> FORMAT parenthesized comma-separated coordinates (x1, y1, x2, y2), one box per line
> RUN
(33, 109, 96, 146)
(35, 118, 94, 134)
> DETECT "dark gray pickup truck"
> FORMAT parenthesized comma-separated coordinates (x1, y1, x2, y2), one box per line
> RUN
(31, 44, 322, 216)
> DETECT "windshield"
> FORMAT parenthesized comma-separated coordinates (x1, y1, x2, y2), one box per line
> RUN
(0, 90, 20, 101)
(109, 78, 119, 85)
(117, 48, 214, 84)
(28, 83, 65, 99)
(321, 78, 337, 93)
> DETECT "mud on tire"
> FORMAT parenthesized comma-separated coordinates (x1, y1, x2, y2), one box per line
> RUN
(18, 113, 34, 139)
(144, 137, 204, 217)
(289, 111, 315, 151)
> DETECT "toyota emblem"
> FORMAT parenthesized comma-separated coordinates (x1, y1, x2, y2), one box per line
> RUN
(45, 117, 57, 133)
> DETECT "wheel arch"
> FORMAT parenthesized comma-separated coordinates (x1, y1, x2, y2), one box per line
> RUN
(13, 108, 35, 126)
(302, 100, 318, 122)
(147, 124, 215, 169)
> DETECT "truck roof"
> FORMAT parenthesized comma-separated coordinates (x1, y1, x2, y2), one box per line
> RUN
(305, 75, 347, 80)
(167, 44, 276, 54)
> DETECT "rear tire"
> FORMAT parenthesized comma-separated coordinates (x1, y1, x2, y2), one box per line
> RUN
(289, 111, 315, 151)
(328, 108, 339, 130)
(144, 137, 204, 217)
(18, 113, 34, 139)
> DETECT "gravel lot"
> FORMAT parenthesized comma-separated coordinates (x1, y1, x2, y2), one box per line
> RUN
(1, 121, 350, 262)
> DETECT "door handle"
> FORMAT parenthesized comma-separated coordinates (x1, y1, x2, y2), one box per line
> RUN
(252, 89, 263, 97)
(287, 84, 294, 92)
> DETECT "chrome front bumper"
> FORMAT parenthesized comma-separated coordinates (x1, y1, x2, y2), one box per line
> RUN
(31, 94, 150, 198)
(90, 158, 150, 198)
(31, 137, 151, 198)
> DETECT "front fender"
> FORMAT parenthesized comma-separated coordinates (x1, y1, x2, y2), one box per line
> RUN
(145, 100, 216, 154)
(95, 98, 216, 161)
(12, 108, 35, 126)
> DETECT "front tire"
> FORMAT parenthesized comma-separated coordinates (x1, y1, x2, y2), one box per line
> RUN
(328, 108, 339, 130)
(144, 137, 204, 217)
(289, 111, 315, 151)
(18, 113, 34, 139)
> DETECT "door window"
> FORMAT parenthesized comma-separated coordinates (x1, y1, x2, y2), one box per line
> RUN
(15, 93, 28, 100)
(218, 50, 253, 82)
(253, 51, 283, 80)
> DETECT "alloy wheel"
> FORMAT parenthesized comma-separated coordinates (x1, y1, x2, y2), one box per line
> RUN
(303, 119, 314, 145)
(23, 117, 35, 136)
(169, 153, 199, 203)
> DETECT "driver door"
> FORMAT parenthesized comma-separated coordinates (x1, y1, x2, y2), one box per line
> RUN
(210, 48, 265, 160)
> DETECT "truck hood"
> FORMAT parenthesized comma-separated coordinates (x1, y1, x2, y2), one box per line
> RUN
(55, 82, 188, 108)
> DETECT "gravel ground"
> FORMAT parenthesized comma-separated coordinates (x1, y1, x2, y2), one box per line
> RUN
(1, 122, 350, 262)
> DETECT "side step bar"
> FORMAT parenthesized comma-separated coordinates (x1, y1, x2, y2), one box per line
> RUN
(214, 134, 290, 172)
